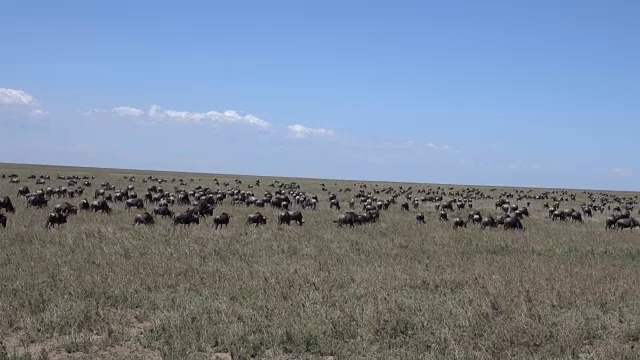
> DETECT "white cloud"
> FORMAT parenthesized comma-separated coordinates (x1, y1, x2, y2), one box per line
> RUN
(427, 142, 453, 151)
(0, 88, 47, 119)
(149, 105, 270, 127)
(84, 104, 270, 128)
(112, 106, 144, 117)
(610, 168, 632, 177)
(0, 88, 38, 106)
(287, 124, 335, 139)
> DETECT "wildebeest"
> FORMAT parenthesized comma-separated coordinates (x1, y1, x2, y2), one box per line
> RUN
(90, 200, 111, 213)
(17, 186, 30, 197)
(79, 198, 90, 210)
(504, 216, 525, 230)
(570, 211, 583, 222)
(45, 212, 68, 229)
(153, 205, 174, 218)
(481, 215, 497, 229)
(187, 202, 214, 218)
(0, 213, 6, 228)
(54, 202, 78, 215)
(125, 198, 145, 210)
(400, 202, 409, 211)
(452, 218, 466, 229)
(247, 212, 268, 226)
(173, 212, 200, 226)
(329, 199, 341, 210)
(134, 212, 155, 225)
(278, 211, 304, 226)
(0, 196, 16, 213)
(439, 210, 448, 221)
(334, 211, 359, 227)
(416, 212, 425, 224)
(27, 195, 48, 209)
(615, 217, 640, 230)
(213, 212, 231, 229)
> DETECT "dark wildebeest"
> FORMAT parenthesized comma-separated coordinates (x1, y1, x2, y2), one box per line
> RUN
(570, 211, 583, 222)
(416, 212, 425, 224)
(27, 195, 48, 209)
(173, 212, 200, 226)
(481, 216, 497, 229)
(452, 218, 466, 229)
(504, 216, 525, 230)
(79, 199, 90, 210)
(247, 212, 268, 226)
(615, 217, 640, 230)
(90, 200, 111, 213)
(134, 212, 155, 225)
(213, 212, 231, 229)
(330, 199, 341, 210)
(278, 211, 304, 226)
(17, 186, 30, 197)
(187, 202, 214, 218)
(45, 212, 68, 229)
(400, 202, 409, 211)
(334, 211, 359, 227)
(0, 213, 6, 228)
(0, 196, 16, 213)
(153, 206, 174, 218)
(125, 198, 144, 211)
(54, 202, 78, 215)
(439, 210, 448, 221)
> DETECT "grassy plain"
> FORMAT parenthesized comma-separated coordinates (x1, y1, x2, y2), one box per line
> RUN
(0, 162, 639, 359)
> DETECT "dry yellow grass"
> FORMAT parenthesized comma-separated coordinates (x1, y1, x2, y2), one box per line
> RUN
(0, 163, 639, 359)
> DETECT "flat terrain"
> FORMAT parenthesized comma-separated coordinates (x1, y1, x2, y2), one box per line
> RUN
(0, 163, 639, 359)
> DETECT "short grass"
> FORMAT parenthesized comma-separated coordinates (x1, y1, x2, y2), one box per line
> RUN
(0, 163, 639, 359)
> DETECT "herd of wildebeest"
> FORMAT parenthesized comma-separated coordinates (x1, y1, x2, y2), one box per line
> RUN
(0, 172, 640, 232)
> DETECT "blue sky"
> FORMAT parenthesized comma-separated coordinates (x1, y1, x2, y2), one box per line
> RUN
(1, 1, 639, 190)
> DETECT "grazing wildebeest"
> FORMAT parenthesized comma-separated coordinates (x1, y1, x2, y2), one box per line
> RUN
(134, 212, 155, 225)
(0, 196, 16, 213)
(439, 210, 448, 221)
(45, 212, 67, 229)
(17, 186, 30, 197)
(153, 205, 174, 218)
(615, 217, 640, 230)
(173, 212, 200, 226)
(605, 215, 621, 230)
(79, 199, 90, 210)
(570, 211, 583, 222)
(452, 218, 466, 229)
(334, 211, 359, 227)
(481, 216, 497, 229)
(278, 211, 304, 226)
(0, 213, 6, 228)
(247, 212, 268, 226)
(400, 202, 409, 211)
(125, 198, 144, 210)
(504, 216, 525, 230)
(54, 202, 78, 215)
(27, 195, 48, 209)
(416, 212, 425, 224)
(90, 200, 111, 213)
(187, 202, 214, 218)
(330, 199, 341, 210)
(213, 212, 231, 229)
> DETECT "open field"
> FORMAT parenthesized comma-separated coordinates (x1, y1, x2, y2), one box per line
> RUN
(1, 162, 639, 359)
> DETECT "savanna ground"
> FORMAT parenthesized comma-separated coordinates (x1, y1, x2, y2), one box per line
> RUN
(0, 162, 639, 360)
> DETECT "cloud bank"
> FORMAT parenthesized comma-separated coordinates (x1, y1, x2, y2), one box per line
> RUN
(0, 88, 46, 118)
(85, 104, 270, 128)
(287, 124, 335, 138)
